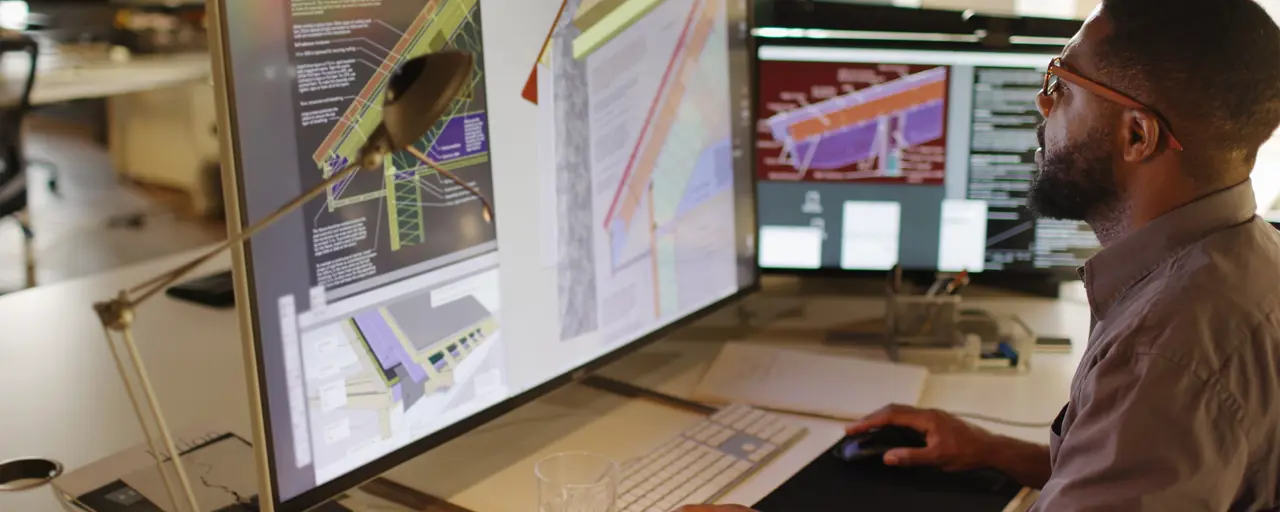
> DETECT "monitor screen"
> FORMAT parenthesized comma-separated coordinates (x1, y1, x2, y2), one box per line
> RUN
(755, 44, 1100, 274)
(212, 0, 756, 509)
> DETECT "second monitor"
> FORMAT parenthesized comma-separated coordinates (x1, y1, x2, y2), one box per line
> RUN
(755, 44, 1100, 275)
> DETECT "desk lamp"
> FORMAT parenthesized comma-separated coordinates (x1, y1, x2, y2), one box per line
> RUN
(90, 50, 490, 512)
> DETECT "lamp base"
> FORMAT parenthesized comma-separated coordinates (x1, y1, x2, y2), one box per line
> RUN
(0, 457, 63, 493)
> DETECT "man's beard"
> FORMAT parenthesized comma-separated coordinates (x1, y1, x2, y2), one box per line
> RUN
(1027, 122, 1121, 221)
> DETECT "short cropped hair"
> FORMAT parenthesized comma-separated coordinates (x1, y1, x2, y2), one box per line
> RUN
(1097, 0, 1280, 168)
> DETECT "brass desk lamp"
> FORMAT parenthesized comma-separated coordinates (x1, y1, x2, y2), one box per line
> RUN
(91, 50, 491, 512)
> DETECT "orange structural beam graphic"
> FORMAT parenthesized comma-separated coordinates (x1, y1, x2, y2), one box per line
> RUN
(603, 0, 718, 231)
(521, 0, 568, 104)
(786, 80, 947, 143)
(312, 0, 442, 165)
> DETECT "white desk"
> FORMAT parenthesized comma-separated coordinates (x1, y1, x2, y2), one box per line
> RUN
(0, 51, 211, 107)
(0, 50, 221, 214)
(0, 253, 1088, 512)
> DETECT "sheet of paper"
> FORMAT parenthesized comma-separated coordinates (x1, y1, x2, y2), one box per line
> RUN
(121, 435, 258, 512)
(316, 333, 360, 367)
(319, 379, 348, 412)
(692, 343, 930, 420)
(325, 418, 352, 445)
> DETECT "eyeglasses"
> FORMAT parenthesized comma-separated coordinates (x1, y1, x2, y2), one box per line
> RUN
(1039, 57, 1184, 152)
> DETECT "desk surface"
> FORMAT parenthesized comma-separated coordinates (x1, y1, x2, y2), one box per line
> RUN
(0, 51, 211, 107)
(0, 252, 1088, 512)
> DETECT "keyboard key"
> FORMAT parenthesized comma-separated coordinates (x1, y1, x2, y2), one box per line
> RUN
(758, 420, 788, 440)
(741, 409, 766, 426)
(747, 443, 777, 462)
(745, 415, 777, 436)
(716, 406, 750, 427)
(708, 428, 735, 447)
(709, 453, 735, 473)
(684, 480, 725, 504)
(770, 425, 803, 444)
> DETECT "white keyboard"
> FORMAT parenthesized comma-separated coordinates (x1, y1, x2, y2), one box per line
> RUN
(615, 404, 807, 512)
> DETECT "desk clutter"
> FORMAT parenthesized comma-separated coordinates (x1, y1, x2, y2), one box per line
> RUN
(824, 270, 1036, 375)
(51, 428, 460, 511)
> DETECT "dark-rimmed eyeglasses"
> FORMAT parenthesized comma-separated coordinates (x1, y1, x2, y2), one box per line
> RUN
(1039, 57, 1184, 152)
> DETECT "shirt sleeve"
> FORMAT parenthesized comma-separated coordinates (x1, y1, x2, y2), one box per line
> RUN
(1032, 349, 1248, 511)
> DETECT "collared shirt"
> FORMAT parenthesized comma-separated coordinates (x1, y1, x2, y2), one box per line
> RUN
(1031, 180, 1280, 511)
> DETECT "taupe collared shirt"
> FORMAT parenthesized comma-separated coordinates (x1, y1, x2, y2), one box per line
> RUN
(1031, 180, 1280, 511)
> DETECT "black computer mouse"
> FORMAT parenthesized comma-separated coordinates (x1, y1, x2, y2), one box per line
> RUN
(830, 425, 928, 463)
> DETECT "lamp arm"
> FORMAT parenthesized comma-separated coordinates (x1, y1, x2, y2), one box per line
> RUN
(404, 146, 494, 221)
(122, 161, 366, 310)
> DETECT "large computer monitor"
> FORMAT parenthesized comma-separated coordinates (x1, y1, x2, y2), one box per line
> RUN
(754, 41, 1101, 277)
(208, 0, 756, 510)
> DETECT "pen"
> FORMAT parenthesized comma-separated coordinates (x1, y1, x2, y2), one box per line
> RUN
(945, 270, 971, 296)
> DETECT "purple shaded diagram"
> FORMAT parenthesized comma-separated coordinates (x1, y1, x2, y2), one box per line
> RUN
(765, 66, 948, 178)
(348, 296, 500, 408)
(671, 139, 734, 223)
(354, 310, 431, 385)
(606, 139, 734, 272)
(427, 113, 490, 162)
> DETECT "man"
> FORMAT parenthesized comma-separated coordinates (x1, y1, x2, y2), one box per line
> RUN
(682, 0, 1280, 509)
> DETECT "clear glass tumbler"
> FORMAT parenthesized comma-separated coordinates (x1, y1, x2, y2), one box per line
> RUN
(535, 451, 619, 512)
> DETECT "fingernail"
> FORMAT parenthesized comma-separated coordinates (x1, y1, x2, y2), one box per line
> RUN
(884, 455, 899, 465)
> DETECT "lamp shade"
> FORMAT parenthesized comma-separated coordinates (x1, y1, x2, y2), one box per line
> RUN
(381, 50, 474, 150)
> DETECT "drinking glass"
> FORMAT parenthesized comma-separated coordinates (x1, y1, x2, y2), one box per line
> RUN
(536, 451, 619, 512)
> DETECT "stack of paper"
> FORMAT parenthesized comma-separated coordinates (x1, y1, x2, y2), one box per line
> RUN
(691, 343, 930, 421)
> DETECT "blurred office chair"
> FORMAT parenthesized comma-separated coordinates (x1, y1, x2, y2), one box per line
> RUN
(0, 32, 39, 289)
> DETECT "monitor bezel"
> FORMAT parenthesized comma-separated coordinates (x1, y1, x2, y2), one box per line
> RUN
(751, 21, 1087, 284)
(207, 1, 761, 510)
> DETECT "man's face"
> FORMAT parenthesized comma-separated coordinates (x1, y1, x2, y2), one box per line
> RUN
(1027, 10, 1123, 222)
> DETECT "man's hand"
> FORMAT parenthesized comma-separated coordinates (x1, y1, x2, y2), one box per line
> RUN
(847, 404, 997, 472)
(673, 505, 756, 512)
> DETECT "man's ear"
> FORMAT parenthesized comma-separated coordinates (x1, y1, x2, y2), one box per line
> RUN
(1122, 109, 1161, 163)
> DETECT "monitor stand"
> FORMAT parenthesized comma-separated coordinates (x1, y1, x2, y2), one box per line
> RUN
(208, 478, 474, 511)
(577, 374, 715, 415)
(352, 477, 477, 512)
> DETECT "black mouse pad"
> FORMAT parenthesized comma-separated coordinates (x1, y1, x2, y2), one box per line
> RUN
(753, 440, 1025, 512)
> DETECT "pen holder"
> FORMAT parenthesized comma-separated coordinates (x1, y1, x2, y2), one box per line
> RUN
(886, 294, 963, 347)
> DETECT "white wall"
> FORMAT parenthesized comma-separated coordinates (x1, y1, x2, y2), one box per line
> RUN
(1253, 0, 1280, 215)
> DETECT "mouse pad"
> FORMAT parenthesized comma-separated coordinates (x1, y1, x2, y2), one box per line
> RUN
(753, 440, 1024, 512)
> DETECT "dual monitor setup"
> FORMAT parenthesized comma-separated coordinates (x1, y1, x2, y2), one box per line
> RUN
(209, 0, 1084, 510)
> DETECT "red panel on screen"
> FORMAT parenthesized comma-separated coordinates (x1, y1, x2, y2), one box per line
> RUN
(756, 60, 951, 186)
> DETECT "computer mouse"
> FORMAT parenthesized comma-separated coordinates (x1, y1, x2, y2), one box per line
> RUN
(830, 425, 928, 463)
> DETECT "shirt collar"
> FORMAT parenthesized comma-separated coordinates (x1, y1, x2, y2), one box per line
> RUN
(1079, 179, 1258, 319)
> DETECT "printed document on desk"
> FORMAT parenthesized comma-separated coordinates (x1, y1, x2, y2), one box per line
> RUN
(691, 343, 929, 420)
